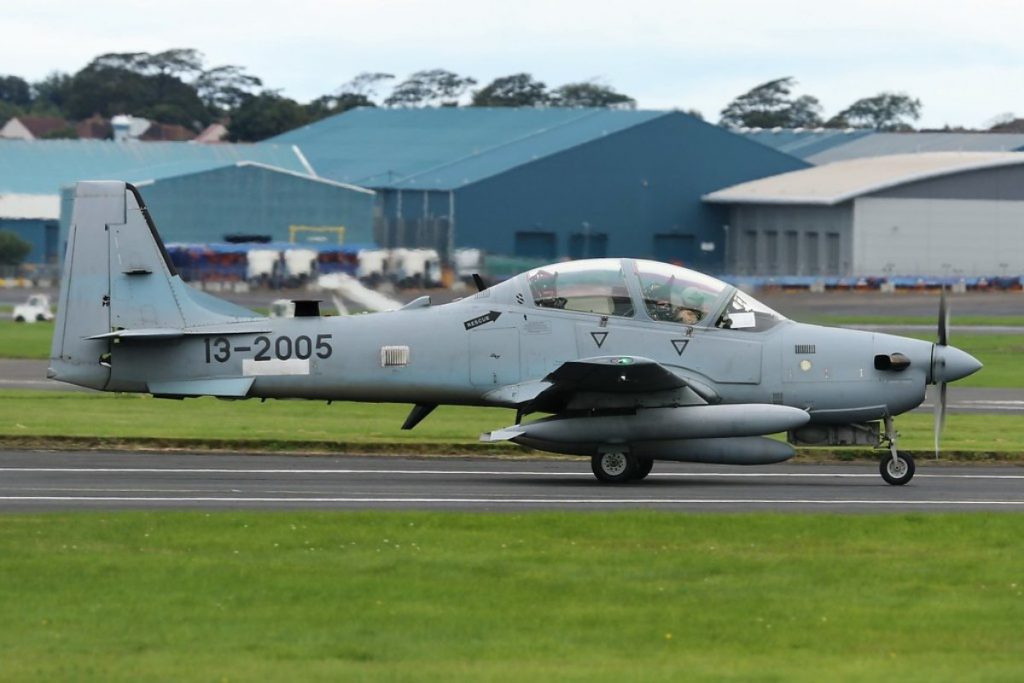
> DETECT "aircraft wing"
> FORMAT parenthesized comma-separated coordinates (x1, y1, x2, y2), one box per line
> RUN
(545, 356, 687, 394)
(515, 356, 719, 414)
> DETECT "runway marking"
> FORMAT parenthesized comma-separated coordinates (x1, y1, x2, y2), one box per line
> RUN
(0, 495, 1022, 506)
(3, 467, 1024, 480)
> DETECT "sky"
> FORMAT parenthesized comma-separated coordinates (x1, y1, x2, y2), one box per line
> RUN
(5, 0, 1024, 129)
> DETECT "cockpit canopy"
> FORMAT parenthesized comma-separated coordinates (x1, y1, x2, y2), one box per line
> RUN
(520, 258, 786, 332)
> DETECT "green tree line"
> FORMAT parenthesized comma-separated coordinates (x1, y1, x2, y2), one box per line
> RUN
(2, 53, 979, 141)
(0, 50, 637, 142)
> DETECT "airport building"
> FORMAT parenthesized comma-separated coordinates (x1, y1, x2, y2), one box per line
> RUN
(0, 140, 375, 264)
(704, 152, 1024, 277)
(742, 129, 1024, 165)
(273, 107, 807, 271)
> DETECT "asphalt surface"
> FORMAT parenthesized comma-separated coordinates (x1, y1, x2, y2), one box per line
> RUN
(0, 450, 1021, 512)
(4, 359, 1021, 413)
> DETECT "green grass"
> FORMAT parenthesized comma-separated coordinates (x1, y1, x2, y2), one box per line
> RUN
(0, 512, 1021, 682)
(1, 391, 1022, 455)
(0, 390, 516, 449)
(805, 315, 1024, 327)
(0, 319, 54, 359)
(902, 333, 1024, 388)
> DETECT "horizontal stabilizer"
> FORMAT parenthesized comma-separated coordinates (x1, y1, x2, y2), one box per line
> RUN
(148, 377, 254, 398)
(87, 323, 272, 341)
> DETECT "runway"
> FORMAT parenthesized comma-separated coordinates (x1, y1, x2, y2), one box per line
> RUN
(1, 450, 1021, 512)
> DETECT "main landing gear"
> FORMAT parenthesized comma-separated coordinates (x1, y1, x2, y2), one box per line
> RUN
(880, 416, 915, 486)
(591, 452, 654, 483)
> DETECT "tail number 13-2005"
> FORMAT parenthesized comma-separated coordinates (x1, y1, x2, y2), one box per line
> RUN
(204, 334, 333, 363)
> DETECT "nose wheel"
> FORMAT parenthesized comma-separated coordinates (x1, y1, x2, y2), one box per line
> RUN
(880, 416, 915, 485)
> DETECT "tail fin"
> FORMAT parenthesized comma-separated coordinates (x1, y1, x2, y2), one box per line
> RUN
(49, 181, 259, 390)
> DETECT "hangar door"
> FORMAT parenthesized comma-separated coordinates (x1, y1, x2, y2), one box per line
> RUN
(853, 198, 1024, 276)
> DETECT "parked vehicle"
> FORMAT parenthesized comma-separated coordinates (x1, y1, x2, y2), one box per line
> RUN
(12, 294, 54, 323)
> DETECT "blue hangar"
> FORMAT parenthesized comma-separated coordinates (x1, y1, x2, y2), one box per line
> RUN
(0, 139, 376, 265)
(273, 108, 807, 272)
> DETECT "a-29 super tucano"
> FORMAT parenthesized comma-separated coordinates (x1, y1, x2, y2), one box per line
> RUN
(50, 182, 982, 485)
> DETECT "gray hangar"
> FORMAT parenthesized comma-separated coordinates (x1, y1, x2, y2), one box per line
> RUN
(272, 108, 807, 272)
(704, 152, 1024, 277)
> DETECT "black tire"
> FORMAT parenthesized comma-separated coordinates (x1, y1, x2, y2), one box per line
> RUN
(35, 314, 46, 322)
(633, 458, 654, 481)
(591, 452, 637, 483)
(14, 315, 25, 323)
(880, 451, 915, 485)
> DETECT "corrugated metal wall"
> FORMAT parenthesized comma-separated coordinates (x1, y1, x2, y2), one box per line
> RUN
(60, 165, 376, 249)
(725, 204, 854, 276)
(854, 198, 1024, 276)
(374, 113, 807, 271)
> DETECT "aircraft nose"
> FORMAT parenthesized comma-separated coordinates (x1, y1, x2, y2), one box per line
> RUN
(933, 345, 983, 383)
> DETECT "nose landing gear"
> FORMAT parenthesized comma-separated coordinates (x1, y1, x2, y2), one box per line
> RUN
(880, 416, 915, 485)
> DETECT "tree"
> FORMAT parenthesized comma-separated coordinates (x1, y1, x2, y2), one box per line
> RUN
(228, 91, 308, 141)
(305, 93, 374, 122)
(0, 75, 31, 108)
(385, 69, 477, 107)
(30, 72, 72, 114)
(340, 72, 394, 101)
(303, 72, 392, 121)
(0, 230, 31, 266)
(828, 92, 922, 131)
(549, 81, 635, 109)
(471, 73, 549, 107)
(719, 77, 823, 128)
(195, 65, 263, 114)
(64, 53, 209, 128)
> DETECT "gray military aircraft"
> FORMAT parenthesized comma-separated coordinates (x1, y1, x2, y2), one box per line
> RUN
(50, 182, 982, 485)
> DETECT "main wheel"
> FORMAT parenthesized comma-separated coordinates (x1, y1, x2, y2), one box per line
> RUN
(591, 451, 637, 483)
(633, 458, 654, 481)
(880, 451, 915, 486)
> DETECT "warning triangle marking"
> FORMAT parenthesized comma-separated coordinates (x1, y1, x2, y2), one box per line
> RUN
(671, 339, 689, 356)
(591, 331, 608, 348)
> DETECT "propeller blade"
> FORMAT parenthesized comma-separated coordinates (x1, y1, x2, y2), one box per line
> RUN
(933, 382, 948, 459)
(937, 286, 949, 346)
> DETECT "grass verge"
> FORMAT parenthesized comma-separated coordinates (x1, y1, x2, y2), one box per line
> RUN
(805, 314, 1024, 327)
(0, 512, 1022, 682)
(0, 319, 54, 359)
(1, 391, 1022, 459)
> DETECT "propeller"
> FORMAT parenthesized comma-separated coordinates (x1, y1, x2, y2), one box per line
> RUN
(933, 286, 949, 458)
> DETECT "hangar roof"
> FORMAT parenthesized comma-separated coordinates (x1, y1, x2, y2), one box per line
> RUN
(807, 132, 1024, 164)
(740, 128, 873, 161)
(742, 128, 1024, 164)
(271, 107, 668, 190)
(703, 152, 1024, 206)
(0, 139, 314, 195)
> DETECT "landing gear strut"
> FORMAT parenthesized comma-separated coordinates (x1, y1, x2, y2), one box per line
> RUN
(879, 416, 915, 485)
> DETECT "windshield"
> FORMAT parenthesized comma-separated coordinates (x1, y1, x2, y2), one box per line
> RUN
(714, 290, 786, 332)
(633, 260, 727, 325)
(526, 259, 633, 317)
